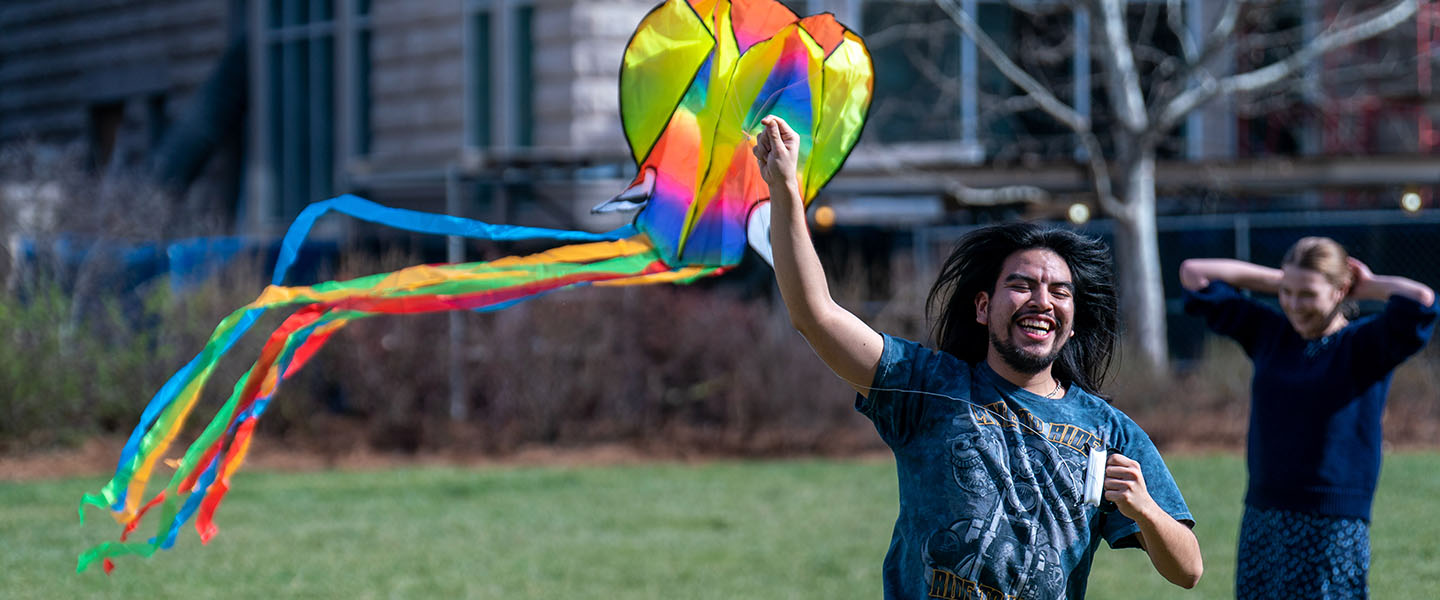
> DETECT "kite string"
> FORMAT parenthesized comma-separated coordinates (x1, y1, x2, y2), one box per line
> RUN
(728, 76, 811, 142)
(835, 370, 1111, 511)
(829, 370, 1109, 457)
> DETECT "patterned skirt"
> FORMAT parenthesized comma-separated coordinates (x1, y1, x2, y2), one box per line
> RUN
(1235, 505, 1371, 600)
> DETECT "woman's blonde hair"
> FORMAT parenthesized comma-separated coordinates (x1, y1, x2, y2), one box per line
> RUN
(1282, 236, 1353, 291)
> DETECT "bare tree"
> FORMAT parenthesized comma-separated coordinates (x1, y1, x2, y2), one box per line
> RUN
(935, 0, 1417, 372)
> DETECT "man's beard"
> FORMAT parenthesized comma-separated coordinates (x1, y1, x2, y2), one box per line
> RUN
(990, 329, 1065, 375)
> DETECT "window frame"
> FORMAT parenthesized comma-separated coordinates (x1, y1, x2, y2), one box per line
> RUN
(249, 0, 371, 225)
(464, 0, 536, 151)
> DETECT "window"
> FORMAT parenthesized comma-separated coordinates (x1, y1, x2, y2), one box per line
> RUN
(352, 0, 373, 156)
(862, 1, 964, 144)
(146, 94, 169, 150)
(264, 0, 336, 219)
(259, 0, 371, 220)
(466, 0, 535, 149)
(88, 101, 125, 171)
(859, 1, 1188, 162)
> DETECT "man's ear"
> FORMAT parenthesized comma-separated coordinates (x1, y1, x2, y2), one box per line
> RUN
(975, 291, 989, 326)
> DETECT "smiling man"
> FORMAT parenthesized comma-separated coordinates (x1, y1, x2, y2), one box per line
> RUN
(753, 116, 1202, 599)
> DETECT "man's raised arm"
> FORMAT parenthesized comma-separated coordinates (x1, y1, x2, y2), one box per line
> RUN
(754, 116, 882, 396)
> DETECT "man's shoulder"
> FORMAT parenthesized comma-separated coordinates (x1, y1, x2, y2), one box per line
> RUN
(871, 333, 980, 400)
(880, 334, 978, 373)
(1062, 385, 1112, 410)
(1055, 387, 1139, 429)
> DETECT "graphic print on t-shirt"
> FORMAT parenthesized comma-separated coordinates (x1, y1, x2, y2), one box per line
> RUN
(922, 401, 1099, 600)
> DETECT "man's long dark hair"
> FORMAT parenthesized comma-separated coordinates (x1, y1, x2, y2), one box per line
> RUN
(926, 222, 1120, 395)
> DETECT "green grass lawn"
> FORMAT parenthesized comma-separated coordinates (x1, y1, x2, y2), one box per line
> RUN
(3, 452, 1438, 599)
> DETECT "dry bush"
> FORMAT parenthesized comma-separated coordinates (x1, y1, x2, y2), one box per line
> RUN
(1108, 340, 1253, 451)
(0, 135, 883, 457)
(320, 282, 876, 457)
(1385, 343, 1440, 447)
(9, 138, 1428, 457)
(1113, 335, 1440, 452)
(0, 140, 256, 451)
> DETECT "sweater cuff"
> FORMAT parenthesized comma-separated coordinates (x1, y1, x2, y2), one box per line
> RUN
(1182, 280, 1238, 315)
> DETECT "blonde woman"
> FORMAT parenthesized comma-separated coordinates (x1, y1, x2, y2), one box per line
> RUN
(1180, 237, 1437, 599)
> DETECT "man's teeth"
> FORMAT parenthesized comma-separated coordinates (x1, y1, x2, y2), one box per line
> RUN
(1018, 318, 1052, 332)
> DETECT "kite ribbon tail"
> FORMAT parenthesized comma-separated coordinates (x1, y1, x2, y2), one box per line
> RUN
(190, 313, 355, 543)
(194, 416, 258, 545)
(165, 307, 331, 545)
(75, 496, 178, 574)
(272, 194, 637, 286)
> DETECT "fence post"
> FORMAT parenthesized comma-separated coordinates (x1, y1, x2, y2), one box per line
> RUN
(1235, 214, 1251, 262)
(446, 163, 468, 421)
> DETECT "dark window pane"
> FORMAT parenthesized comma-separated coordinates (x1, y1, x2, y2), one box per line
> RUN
(267, 42, 285, 218)
(979, 5, 1075, 160)
(88, 101, 124, 170)
(147, 93, 168, 150)
(514, 6, 534, 147)
(862, 1, 961, 143)
(310, 37, 335, 203)
(281, 39, 311, 217)
(471, 12, 492, 147)
(355, 29, 371, 155)
(282, 0, 308, 27)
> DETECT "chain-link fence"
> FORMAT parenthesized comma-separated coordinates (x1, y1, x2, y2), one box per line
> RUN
(910, 209, 1440, 361)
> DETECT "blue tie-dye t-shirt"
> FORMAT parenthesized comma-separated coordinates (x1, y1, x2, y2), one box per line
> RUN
(858, 334, 1193, 600)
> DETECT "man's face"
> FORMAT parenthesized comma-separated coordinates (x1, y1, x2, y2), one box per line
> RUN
(975, 248, 1076, 375)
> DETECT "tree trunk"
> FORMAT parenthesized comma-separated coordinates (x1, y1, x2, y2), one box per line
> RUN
(1111, 150, 1169, 375)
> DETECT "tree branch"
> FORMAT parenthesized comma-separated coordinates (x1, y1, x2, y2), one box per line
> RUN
(1156, 0, 1417, 134)
(1002, 0, 1061, 18)
(1167, 0, 1197, 63)
(937, 0, 1120, 212)
(935, 0, 1091, 133)
(948, 182, 1052, 206)
(1079, 132, 1124, 215)
(1154, 0, 1242, 113)
(1096, 0, 1149, 133)
(1190, 0, 1242, 70)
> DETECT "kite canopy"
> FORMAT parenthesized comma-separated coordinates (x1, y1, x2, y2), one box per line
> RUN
(77, 0, 871, 574)
(610, 0, 872, 268)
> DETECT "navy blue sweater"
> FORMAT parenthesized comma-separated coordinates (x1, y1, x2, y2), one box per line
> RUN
(1184, 281, 1437, 520)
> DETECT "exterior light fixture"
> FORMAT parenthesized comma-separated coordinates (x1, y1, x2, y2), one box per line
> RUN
(1401, 191, 1423, 213)
(813, 205, 836, 229)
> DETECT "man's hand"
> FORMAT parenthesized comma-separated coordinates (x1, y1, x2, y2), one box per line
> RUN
(1104, 453, 1157, 520)
(753, 115, 799, 189)
(1105, 453, 1204, 588)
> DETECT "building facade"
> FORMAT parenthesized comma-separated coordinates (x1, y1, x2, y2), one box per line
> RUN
(2, 0, 1437, 236)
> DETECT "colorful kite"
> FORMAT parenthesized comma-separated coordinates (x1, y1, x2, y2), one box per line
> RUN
(77, 0, 872, 573)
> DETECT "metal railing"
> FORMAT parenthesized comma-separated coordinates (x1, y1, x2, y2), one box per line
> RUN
(910, 208, 1440, 358)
